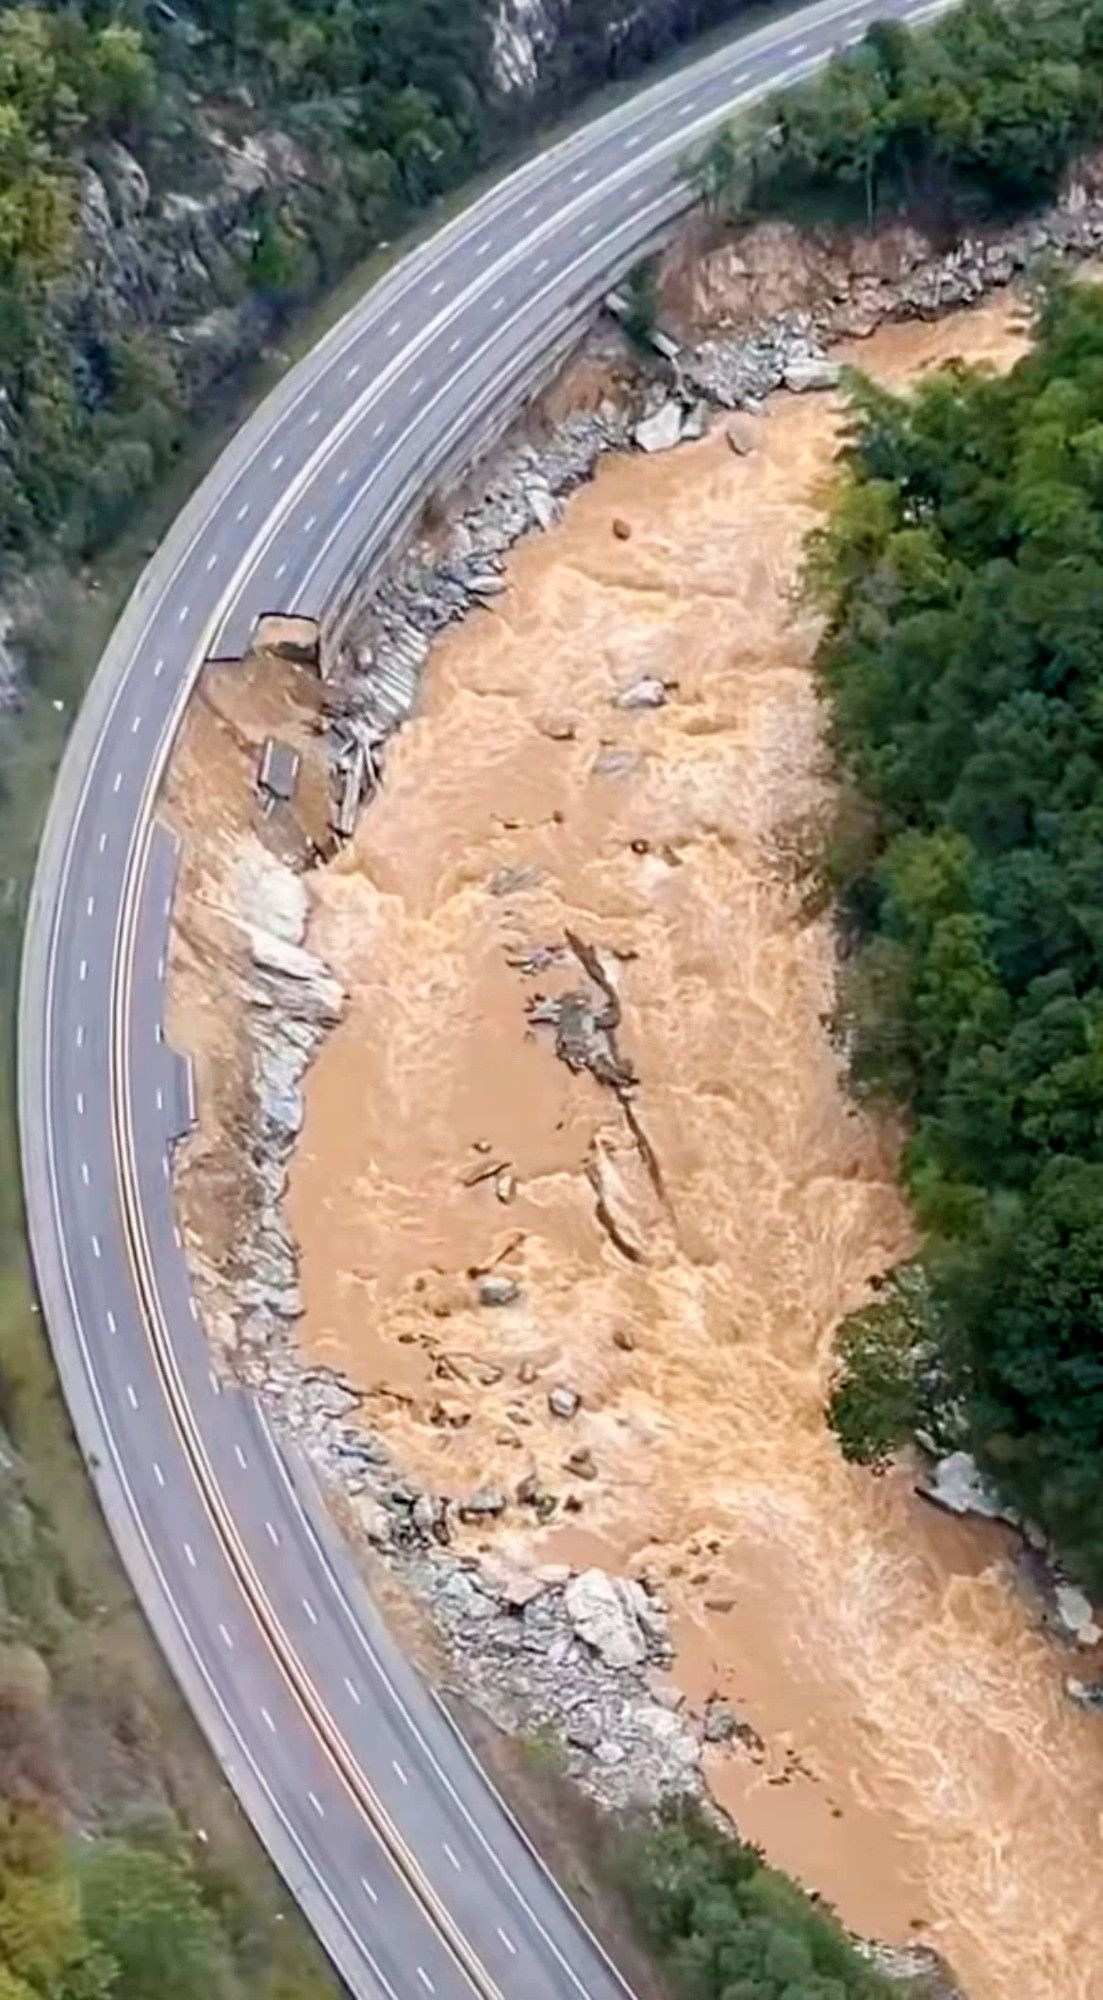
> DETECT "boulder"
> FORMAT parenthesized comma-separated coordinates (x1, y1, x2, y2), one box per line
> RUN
(702, 1698, 737, 1743)
(566, 1447, 597, 1480)
(1052, 1582, 1102, 1648)
(612, 517, 632, 540)
(783, 355, 841, 393)
(564, 1567, 648, 1668)
(917, 1450, 1008, 1521)
(634, 401, 683, 453)
(548, 1384, 581, 1419)
(476, 1273, 520, 1307)
(1066, 1677, 1103, 1711)
(458, 1486, 508, 1521)
(725, 414, 760, 456)
(614, 676, 667, 711)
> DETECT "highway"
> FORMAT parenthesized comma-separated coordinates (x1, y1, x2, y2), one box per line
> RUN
(20, 1, 949, 1994)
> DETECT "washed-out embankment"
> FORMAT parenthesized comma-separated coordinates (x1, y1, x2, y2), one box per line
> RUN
(164, 186, 1103, 2000)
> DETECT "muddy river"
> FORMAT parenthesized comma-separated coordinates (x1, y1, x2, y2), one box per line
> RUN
(289, 298, 1103, 1997)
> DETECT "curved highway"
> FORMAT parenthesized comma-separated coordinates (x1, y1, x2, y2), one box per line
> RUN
(21, 1, 947, 1994)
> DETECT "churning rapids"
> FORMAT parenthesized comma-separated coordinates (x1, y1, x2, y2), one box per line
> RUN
(289, 300, 1103, 2000)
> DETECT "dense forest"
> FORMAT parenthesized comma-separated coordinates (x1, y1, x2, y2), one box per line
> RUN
(700, 0, 1103, 227)
(620, 1807, 893, 2000)
(0, 0, 760, 577)
(814, 275, 1103, 1592)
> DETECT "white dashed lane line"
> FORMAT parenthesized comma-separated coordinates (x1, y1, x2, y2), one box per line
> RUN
(75, 1025, 85, 1049)
(79, 959, 87, 981)
(443, 1843, 461, 1872)
(76, 1092, 84, 1115)
(219, 1623, 234, 1650)
(234, 1442, 247, 1468)
(152, 1461, 165, 1487)
(265, 1520, 280, 1548)
(106, 1309, 116, 1334)
(90, 1232, 101, 1259)
(346, 362, 360, 380)
(302, 1598, 318, 1626)
(205, 552, 218, 571)
(360, 1877, 378, 1906)
(392, 1759, 409, 1786)
(125, 1383, 138, 1410)
(496, 1928, 517, 1957)
(416, 1970, 434, 1995)
(344, 1676, 362, 1706)
(271, 452, 285, 471)
(113, 771, 122, 793)
(236, 502, 250, 521)
(131, 713, 142, 733)
(261, 1707, 276, 1733)
(308, 1792, 325, 1819)
(80, 1160, 89, 1186)
(184, 1542, 197, 1568)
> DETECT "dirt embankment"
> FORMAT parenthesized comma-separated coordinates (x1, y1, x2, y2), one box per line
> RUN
(282, 296, 1103, 2000)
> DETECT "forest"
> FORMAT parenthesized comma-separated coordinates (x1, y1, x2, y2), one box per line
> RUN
(814, 275, 1103, 1592)
(620, 1806, 893, 2000)
(699, 0, 1103, 226)
(0, 0, 761, 572)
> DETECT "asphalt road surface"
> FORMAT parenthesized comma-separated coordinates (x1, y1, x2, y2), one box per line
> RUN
(21, 1, 950, 1994)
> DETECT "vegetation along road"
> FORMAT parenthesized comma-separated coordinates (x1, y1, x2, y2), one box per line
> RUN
(19, 0, 950, 1994)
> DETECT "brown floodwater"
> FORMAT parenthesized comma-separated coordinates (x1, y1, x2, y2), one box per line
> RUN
(289, 296, 1103, 1997)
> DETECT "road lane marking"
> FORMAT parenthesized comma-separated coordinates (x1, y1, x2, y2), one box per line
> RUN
(234, 1442, 247, 1468)
(448, 336, 462, 354)
(386, 318, 402, 335)
(304, 514, 317, 534)
(271, 452, 285, 471)
(154, 657, 164, 676)
(416, 1971, 434, 1994)
(372, 420, 386, 438)
(346, 362, 360, 380)
(443, 1843, 461, 1871)
(208, 1369, 221, 1395)
(98, 832, 107, 852)
(360, 1876, 378, 1905)
(177, 604, 189, 623)
(236, 502, 250, 521)
(86, 896, 95, 917)
(308, 408, 321, 425)
(496, 1929, 516, 1957)
(152, 1460, 165, 1486)
(76, 1025, 84, 1048)
(265, 1520, 280, 1547)
(337, 466, 349, 483)
(261, 1706, 276, 1732)
(344, 1676, 361, 1705)
(184, 1542, 197, 1567)
(113, 771, 122, 793)
(407, 377, 425, 398)
(219, 1623, 233, 1649)
(80, 1160, 89, 1185)
(392, 1759, 408, 1785)
(125, 1383, 138, 1409)
(308, 1791, 324, 1818)
(156, 1086, 163, 1112)
(131, 713, 142, 733)
(429, 279, 444, 296)
(534, 257, 549, 274)
(274, 561, 287, 580)
(106, 1309, 116, 1334)
(79, 959, 87, 981)
(303, 1597, 318, 1625)
(76, 1092, 84, 1115)
(205, 553, 218, 571)
(491, 295, 505, 311)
